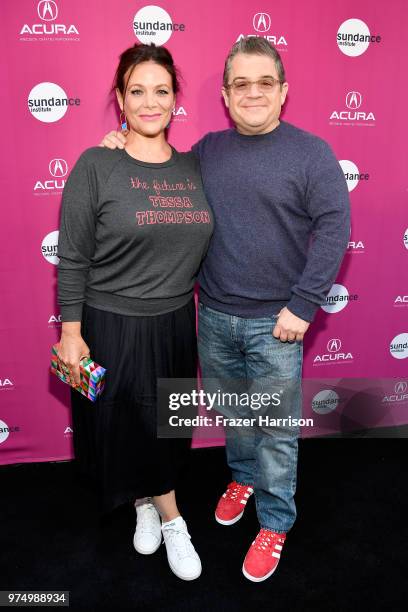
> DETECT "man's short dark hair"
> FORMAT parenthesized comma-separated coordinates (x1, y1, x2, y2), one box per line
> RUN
(223, 37, 286, 88)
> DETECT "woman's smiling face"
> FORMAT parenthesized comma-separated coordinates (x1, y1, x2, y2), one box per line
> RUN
(116, 60, 175, 137)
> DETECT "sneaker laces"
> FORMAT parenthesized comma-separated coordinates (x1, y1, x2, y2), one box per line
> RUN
(162, 523, 193, 560)
(136, 502, 159, 534)
(253, 529, 285, 555)
(225, 481, 252, 501)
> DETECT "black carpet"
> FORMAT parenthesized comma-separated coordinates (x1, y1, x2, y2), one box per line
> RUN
(0, 440, 407, 611)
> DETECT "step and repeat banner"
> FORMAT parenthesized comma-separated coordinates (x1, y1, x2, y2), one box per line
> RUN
(0, 0, 407, 464)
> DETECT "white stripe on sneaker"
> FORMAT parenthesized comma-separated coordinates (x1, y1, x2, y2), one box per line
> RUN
(240, 499, 247, 505)
(244, 493, 250, 498)
(275, 544, 283, 551)
(272, 552, 280, 559)
(247, 487, 254, 493)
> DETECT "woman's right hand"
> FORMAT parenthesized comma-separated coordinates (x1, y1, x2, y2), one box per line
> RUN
(57, 323, 90, 388)
(99, 129, 128, 149)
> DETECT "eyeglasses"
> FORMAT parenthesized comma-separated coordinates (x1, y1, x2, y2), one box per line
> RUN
(225, 77, 282, 95)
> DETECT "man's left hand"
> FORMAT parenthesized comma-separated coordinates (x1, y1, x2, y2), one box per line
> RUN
(272, 307, 310, 342)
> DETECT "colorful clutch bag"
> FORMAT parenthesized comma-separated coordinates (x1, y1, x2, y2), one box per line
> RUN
(50, 344, 106, 402)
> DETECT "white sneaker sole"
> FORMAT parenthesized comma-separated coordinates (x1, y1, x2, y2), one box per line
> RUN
(214, 510, 244, 525)
(242, 562, 278, 582)
(133, 534, 162, 555)
(167, 558, 202, 581)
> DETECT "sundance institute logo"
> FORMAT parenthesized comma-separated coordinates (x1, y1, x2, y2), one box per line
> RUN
(390, 333, 408, 360)
(133, 5, 185, 46)
(0, 419, 20, 444)
(28, 82, 80, 123)
(321, 284, 358, 314)
(41, 230, 59, 265)
(337, 18, 381, 57)
(311, 390, 340, 415)
(338, 160, 369, 192)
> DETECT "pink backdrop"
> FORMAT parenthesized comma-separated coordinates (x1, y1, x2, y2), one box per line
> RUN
(0, 0, 407, 464)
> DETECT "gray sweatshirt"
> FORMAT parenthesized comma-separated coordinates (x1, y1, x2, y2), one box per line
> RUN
(193, 121, 350, 321)
(57, 147, 213, 321)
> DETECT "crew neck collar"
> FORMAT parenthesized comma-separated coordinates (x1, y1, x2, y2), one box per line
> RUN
(232, 120, 284, 142)
(121, 145, 178, 168)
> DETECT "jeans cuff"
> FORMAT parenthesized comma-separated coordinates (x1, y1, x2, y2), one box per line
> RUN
(259, 524, 288, 535)
(235, 479, 254, 487)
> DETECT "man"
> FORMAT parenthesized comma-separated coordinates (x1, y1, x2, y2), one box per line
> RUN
(101, 37, 350, 582)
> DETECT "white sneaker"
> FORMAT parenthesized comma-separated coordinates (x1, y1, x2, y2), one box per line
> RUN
(133, 500, 162, 555)
(161, 516, 202, 581)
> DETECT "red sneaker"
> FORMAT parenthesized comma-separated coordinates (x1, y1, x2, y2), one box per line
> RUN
(242, 529, 286, 582)
(215, 481, 254, 525)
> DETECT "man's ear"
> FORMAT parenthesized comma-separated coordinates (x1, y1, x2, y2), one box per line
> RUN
(116, 88, 124, 112)
(280, 82, 289, 106)
(221, 87, 230, 108)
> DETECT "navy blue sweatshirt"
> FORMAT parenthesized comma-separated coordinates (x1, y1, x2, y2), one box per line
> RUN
(192, 121, 350, 322)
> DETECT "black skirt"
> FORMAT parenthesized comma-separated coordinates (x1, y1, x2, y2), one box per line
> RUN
(70, 299, 197, 514)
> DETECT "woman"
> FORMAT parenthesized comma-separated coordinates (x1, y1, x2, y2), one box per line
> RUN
(56, 43, 213, 581)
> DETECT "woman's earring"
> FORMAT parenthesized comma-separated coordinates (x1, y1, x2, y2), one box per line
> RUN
(119, 111, 128, 131)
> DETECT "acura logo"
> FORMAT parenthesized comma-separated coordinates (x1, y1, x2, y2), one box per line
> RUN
(253, 12, 271, 32)
(37, 1, 58, 22)
(327, 338, 341, 352)
(395, 381, 407, 393)
(49, 158, 68, 177)
(346, 91, 362, 109)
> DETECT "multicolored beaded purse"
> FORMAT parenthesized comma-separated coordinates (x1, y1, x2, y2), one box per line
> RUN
(50, 344, 106, 402)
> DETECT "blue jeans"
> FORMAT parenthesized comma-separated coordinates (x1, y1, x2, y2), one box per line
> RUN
(198, 302, 303, 533)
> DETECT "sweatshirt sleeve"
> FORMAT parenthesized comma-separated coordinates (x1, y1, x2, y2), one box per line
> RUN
(191, 137, 203, 161)
(286, 141, 350, 322)
(57, 152, 97, 322)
